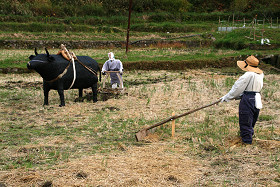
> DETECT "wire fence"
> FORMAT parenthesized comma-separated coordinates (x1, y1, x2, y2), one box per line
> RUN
(218, 15, 279, 44)
(219, 16, 279, 30)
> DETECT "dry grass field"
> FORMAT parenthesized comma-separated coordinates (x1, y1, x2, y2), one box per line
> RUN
(0, 69, 279, 186)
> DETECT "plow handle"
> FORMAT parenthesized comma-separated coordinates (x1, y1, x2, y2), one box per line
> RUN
(144, 99, 221, 131)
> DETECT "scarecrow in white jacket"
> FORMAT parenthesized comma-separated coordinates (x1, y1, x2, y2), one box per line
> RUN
(221, 55, 264, 144)
(101, 52, 123, 89)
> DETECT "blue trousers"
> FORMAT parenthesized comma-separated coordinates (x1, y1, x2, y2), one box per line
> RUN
(239, 92, 260, 144)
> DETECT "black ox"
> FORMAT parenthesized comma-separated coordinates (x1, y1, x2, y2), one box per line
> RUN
(27, 48, 101, 107)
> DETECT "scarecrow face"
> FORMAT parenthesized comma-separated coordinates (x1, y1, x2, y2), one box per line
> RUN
(108, 52, 114, 60)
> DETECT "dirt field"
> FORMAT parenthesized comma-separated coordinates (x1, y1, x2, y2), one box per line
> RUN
(0, 69, 279, 186)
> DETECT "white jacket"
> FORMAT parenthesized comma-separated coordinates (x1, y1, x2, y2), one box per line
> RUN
(223, 72, 264, 109)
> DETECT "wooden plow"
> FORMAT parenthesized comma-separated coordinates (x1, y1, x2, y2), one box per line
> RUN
(135, 99, 221, 141)
(99, 71, 126, 101)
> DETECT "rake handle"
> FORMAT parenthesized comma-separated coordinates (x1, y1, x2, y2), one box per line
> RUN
(104, 71, 121, 73)
(144, 99, 221, 131)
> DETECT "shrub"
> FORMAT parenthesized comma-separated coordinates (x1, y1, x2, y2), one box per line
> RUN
(131, 22, 209, 33)
(0, 0, 33, 16)
(148, 12, 177, 22)
(29, 2, 54, 16)
(0, 21, 124, 33)
(214, 29, 253, 49)
(78, 3, 105, 17)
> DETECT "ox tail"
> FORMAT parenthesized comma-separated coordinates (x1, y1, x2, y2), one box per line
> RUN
(98, 65, 101, 82)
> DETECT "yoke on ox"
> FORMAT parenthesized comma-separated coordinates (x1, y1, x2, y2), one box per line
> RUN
(27, 48, 101, 107)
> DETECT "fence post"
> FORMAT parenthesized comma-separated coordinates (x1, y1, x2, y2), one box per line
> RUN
(219, 16, 221, 30)
(126, 0, 133, 54)
(252, 18, 256, 40)
(262, 18, 265, 39)
(227, 15, 230, 32)
(232, 14, 235, 27)
(172, 112, 175, 137)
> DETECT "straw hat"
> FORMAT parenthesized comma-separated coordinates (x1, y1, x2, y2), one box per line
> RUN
(237, 55, 263, 74)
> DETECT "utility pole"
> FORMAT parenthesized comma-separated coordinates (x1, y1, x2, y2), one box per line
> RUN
(126, 0, 133, 53)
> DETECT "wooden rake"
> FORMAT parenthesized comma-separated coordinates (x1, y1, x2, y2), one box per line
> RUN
(135, 99, 221, 141)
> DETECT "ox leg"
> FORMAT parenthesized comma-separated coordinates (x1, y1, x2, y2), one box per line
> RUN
(43, 82, 50, 105)
(57, 88, 65, 107)
(77, 88, 84, 102)
(57, 82, 65, 107)
(79, 88, 83, 98)
(92, 83, 98, 103)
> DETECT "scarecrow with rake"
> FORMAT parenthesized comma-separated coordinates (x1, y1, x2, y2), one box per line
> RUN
(221, 55, 264, 145)
(136, 55, 264, 145)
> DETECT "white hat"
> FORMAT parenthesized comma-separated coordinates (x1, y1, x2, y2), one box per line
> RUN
(108, 52, 115, 60)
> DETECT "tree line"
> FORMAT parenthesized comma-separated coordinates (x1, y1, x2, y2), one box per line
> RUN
(0, 0, 279, 17)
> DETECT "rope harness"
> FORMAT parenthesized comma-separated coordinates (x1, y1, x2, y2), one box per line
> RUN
(48, 44, 97, 88)
(46, 63, 71, 83)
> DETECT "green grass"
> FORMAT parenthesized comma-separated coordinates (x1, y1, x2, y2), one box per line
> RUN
(258, 115, 275, 122)
(0, 70, 279, 186)
(0, 31, 128, 41)
(0, 19, 217, 34)
(224, 77, 236, 88)
(0, 10, 279, 185)
(131, 21, 213, 33)
(214, 28, 280, 49)
(1, 48, 280, 70)
(0, 22, 123, 33)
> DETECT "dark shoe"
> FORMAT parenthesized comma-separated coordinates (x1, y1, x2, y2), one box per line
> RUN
(241, 141, 252, 146)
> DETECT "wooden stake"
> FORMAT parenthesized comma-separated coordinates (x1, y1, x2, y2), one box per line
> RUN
(227, 15, 230, 32)
(218, 16, 221, 29)
(126, 0, 133, 54)
(102, 74, 109, 88)
(232, 14, 234, 27)
(262, 18, 265, 39)
(253, 18, 256, 40)
(171, 112, 175, 137)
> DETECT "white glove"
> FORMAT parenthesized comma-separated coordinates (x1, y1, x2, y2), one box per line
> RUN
(220, 95, 228, 103)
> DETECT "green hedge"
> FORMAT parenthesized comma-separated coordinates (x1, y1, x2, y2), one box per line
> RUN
(214, 30, 253, 50)
(214, 28, 280, 50)
(1, 12, 278, 27)
(1, 0, 279, 18)
(131, 22, 211, 33)
(0, 14, 132, 27)
(0, 22, 122, 33)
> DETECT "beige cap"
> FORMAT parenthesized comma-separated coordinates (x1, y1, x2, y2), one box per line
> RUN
(237, 55, 263, 74)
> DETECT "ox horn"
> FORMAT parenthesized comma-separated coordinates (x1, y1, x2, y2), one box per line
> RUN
(35, 48, 38, 55)
(45, 48, 50, 57)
